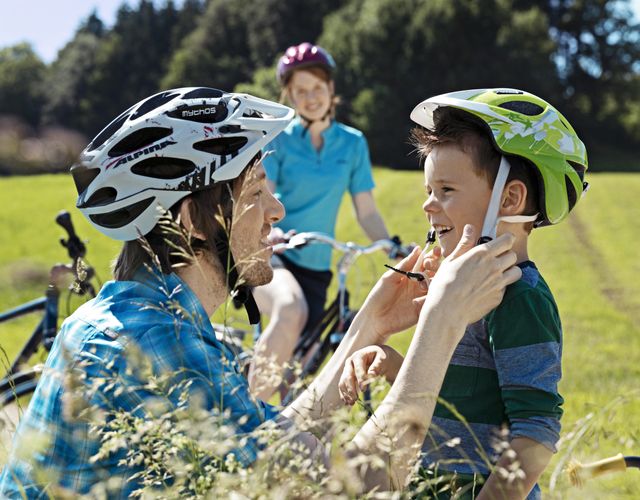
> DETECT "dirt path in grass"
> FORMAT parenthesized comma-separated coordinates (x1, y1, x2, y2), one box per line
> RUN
(568, 212, 640, 330)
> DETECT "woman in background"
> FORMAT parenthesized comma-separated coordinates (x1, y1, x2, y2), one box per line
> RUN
(249, 42, 393, 401)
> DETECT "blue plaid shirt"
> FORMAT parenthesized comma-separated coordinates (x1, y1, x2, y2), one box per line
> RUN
(0, 268, 278, 498)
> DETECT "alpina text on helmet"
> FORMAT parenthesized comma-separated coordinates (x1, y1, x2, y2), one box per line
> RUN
(107, 140, 176, 169)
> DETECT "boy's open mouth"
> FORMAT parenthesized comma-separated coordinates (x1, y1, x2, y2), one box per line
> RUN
(434, 224, 453, 237)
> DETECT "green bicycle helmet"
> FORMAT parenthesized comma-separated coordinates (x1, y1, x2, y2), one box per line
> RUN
(410, 88, 589, 226)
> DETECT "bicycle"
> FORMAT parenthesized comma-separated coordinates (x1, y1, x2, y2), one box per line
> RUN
(0, 211, 97, 432)
(565, 453, 640, 487)
(215, 231, 411, 404)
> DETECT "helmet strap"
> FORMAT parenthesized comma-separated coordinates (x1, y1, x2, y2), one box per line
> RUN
(478, 156, 538, 244)
(297, 100, 333, 138)
(479, 156, 512, 243)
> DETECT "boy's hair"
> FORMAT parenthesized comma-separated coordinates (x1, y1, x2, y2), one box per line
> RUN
(411, 107, 539, 229)
(113, 164, 252, 281)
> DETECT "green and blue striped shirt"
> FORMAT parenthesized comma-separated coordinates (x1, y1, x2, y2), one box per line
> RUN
(421, 261, 562, 499)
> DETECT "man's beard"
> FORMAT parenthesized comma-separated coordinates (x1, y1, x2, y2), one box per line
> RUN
(238, 259, 274, 288)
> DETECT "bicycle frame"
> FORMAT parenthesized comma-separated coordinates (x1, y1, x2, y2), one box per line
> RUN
(0, 288, 58, 376)
(273, 232, 400, 400)
(275, 231, 398, 331)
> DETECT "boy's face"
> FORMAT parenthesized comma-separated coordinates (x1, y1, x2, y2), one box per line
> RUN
(423, 143, 493, 257)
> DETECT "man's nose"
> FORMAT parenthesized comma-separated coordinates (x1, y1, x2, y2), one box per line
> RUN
(267, 192, 285, 223)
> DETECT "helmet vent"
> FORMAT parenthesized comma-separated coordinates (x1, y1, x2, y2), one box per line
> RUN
(499, 101, 544, 116)
(89, 197, 154, 229)
(71, 165, 101, 195)
(568, 161, 586, 181)
(219, 125, 242, 134)
(194, 137, 248, 156)
(131, 157, 197, 179)
(565, 175, 578, 211)
(183, 87, 224, 99)
(108, 127, 173, 157)
(83, 187, 118, 207)
(87, 110, 132, 151)
(243, 108, 263, 118)
(130, 91, 181, 121)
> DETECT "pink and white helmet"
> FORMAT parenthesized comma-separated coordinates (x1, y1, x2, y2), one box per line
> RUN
(72, 87, 294, 241)
(276, 42, 336, 85)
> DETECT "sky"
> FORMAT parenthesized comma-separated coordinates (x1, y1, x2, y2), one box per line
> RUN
(1, 0, 639, 63)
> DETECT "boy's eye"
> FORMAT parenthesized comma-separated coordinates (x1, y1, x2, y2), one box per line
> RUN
(442, 186, 453, 193)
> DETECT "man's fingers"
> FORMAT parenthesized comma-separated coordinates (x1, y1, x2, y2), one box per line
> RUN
(447, 224, 477, 260)
(394, 245, 422, 272)
(480, 231, 517, 256)
(495, 247, 518, 270)
(502, 265, 523, 286)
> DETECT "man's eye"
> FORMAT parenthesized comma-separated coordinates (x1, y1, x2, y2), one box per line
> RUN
(254, 190, 262, 198)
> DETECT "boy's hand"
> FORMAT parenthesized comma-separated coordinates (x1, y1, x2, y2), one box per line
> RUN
(420, 244, 442, 280)
(339, 345, 404, 406)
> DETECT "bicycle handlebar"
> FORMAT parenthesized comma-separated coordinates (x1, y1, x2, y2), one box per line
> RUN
(272, 231, 406, 256)
(56, 210, 87, 261)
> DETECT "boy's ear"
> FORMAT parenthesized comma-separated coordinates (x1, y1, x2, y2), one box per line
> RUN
(501, 179, 527, 216)
(178, 198, 206, 241)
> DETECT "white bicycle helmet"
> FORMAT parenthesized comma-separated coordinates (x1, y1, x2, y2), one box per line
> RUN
(72, 87, 294, 241)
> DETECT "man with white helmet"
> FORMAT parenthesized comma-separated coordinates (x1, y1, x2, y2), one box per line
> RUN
(0, 87, 520, 496)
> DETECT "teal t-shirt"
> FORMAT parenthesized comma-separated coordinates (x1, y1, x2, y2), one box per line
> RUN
(263, 118, 375, 271)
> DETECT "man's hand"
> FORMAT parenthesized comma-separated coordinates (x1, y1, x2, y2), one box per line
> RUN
(339, 345, 404, 405)
(357, 244, 442, 342)
(423, 224, 522, 328)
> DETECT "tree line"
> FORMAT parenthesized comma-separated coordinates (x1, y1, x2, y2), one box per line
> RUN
(1, 0, 638, 173)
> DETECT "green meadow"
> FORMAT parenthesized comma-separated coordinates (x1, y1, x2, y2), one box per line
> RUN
(1, 170, 638, 497)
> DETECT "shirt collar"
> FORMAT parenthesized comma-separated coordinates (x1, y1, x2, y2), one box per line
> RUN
(132, 265, 210, 330)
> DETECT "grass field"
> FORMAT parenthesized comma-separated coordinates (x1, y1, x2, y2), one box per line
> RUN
(1, 170, 639, 497)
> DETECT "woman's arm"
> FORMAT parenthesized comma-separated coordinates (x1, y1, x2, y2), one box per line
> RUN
(352, 191, 390, 242)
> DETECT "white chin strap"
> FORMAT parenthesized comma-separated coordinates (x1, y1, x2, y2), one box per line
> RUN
(479, 156, 538, 243)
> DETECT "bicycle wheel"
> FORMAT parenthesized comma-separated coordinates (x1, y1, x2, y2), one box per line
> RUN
(0, 368, 41, 407)
(0, 367, 40, 450)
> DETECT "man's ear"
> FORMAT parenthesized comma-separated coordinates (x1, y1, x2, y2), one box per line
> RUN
(178, 198, 206, 241)
(501, 179, 527, 216)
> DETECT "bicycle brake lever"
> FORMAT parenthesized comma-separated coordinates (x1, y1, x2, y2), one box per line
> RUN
(384, 264, 425, 282)
(286, 233, 308, 248)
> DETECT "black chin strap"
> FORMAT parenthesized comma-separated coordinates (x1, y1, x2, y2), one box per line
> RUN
(216, 234, 261, 325)
(299, 106, 332, 138)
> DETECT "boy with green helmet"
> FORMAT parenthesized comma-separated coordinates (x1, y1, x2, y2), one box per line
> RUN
(338, 88, 588, 499)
